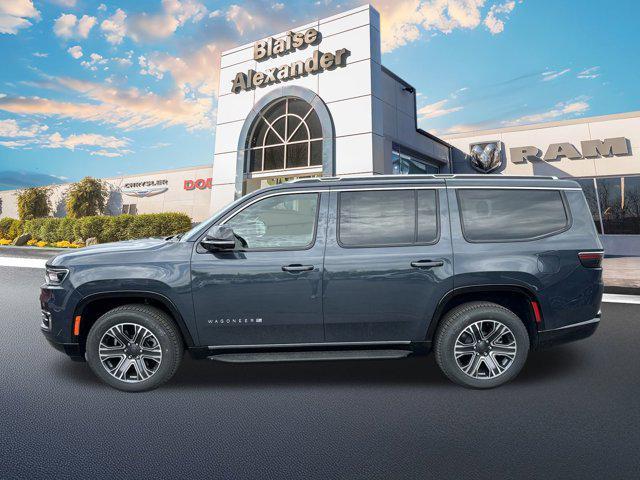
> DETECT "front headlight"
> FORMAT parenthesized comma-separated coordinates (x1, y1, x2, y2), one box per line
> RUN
(45, 267, 69, 286)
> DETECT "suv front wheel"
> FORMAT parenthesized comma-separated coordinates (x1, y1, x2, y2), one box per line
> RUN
(86, 304, 184, 392)
(434, 302, 530, 389)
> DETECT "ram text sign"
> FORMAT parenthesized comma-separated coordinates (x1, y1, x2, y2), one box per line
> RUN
(231, 28, 351, 94)
(510, 137, 630, 163)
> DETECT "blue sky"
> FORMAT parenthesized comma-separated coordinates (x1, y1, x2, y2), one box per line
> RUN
(0, 0, 639, 189)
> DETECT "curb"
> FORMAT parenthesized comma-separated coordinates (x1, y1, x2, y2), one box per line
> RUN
(604, 286, 640, 296)
(0, 245, 66, 252)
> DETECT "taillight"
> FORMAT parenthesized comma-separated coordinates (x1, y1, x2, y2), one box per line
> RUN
(578, 251, 603, 268)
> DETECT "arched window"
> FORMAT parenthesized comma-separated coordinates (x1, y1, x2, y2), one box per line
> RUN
(248, 98, 323, 173)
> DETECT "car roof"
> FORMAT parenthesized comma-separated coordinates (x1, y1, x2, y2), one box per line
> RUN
(264, 175, 581, 191)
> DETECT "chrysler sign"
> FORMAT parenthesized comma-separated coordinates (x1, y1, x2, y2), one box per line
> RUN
(510, 137, 630, 163)
(231, 28, 350, 94)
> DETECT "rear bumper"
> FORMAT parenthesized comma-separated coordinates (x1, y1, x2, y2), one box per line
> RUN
(535, 314, 600, 349)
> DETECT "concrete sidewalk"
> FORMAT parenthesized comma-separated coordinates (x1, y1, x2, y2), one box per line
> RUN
(603, 257, 640, 293)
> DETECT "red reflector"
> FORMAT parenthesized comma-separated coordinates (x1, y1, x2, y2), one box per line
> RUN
(578, 251, 603, 268)
(531, 301, 542, 324)
(73, 316, 81, 336)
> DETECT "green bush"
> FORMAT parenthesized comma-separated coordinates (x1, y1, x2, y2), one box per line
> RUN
(101, 214, 135, 243)
(73, 216, 111, 243)
(0, 217, 15, 239)
(8, 219, 23, 239)
(2, 212, 192, 245)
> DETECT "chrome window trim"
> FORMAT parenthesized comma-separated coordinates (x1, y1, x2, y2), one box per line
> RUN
(541, 317, 600, 332)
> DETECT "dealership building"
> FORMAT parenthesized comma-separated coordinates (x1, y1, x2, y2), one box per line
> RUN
(0, 4, 638, 255)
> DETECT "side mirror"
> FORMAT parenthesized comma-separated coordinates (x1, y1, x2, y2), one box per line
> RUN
(201, 225, 237, 251)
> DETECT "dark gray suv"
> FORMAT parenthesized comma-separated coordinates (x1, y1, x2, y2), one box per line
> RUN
(41, 175, 603, 391)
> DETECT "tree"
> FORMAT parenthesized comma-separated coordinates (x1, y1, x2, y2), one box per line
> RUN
(66, 177, 109, 218)
(16, 187, 51, 220)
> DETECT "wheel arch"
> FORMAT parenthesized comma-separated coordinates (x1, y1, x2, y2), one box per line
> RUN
(74, 291, 195, 353)
(427, 285, 541, 346)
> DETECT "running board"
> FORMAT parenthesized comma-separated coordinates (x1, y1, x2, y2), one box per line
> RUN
(207, 349, 412, 364)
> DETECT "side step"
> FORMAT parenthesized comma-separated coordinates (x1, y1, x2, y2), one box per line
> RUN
(208, 349, 412, 364)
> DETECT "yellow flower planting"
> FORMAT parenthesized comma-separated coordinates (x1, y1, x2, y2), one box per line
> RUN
(0, 239, 12, 245)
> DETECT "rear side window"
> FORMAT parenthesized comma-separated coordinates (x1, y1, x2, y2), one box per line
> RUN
(457, 189, 569, 242)
(338, 189, 439, 247)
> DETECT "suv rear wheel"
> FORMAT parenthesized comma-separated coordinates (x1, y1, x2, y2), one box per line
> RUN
(86, 305, 183, 392)
(434, 301, 529, 389)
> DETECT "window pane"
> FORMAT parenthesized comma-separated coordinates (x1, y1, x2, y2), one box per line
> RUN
(310, 140, 322, 166)
(287, 98, 311, 119)
(264, 126, 282, 146)
(250, 118, 269, 148)
(286, 142, 308, 168)
(597, 176, 640, 234)
(306, 110, 322, 139)
(417, 190, 438, 243)
(286, 116, 301, 141)
(289, 121, 309, 143)
(249, 149, 263, 172)
(339, 190, 415, 246)
(226, 193, 319, 249)
(458, 189, 568, 242)
(575, 178, 602, 234)
(392, 149, 439, 175)
(263, 99, 286, 124)
(272, 117, 286, 139)
(263, 145, 285, 170)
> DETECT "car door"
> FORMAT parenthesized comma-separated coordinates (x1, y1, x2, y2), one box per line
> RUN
(322, 183, 453, 342)
(191, 189, 329, 346)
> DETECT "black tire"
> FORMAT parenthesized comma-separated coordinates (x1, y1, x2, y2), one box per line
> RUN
(434, 301, 529, 389)
(86, 304, 183, 392)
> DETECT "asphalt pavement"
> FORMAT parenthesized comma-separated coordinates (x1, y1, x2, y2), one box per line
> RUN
(1, 264, 639, 480)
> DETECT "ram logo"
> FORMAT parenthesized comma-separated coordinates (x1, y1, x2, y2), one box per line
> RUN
(469, 141, 503, 173)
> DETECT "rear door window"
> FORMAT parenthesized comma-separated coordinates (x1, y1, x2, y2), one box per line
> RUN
(457, 189, 569, 242)
(338, 189, 439, 247)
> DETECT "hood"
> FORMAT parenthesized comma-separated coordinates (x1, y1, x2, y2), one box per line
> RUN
(48, 237, 170, 266)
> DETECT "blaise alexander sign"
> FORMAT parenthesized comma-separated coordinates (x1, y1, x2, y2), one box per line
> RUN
(231, 28, 351, 94)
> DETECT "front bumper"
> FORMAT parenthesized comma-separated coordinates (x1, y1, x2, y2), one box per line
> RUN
(535, 314, 600, 349)
(43, 334, 84, 360)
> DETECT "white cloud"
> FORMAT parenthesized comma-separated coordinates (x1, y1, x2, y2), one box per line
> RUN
(100, 8, 126, 44)
(0, 0, 40, 34)
(45, 132, 130, 151)
(484, 0, 515, 34)
(371, 0, 522, 52)
(128, 0, 208, 41)
(541, 68, 571, 81)
(226, 4, 262, 35)
(138, 43, 221, 95)
(0, 119, 48, 138)
(208, 9, 222, 18)
(0, 76, 215, 131)
(49, 0, 77, 6)
(418, 98, 463, 120)
(90, 149, 127, 157)
(98, 3, 107, 12)
(53, 13, 96, 39)
(503, 99, 590, 126)
(80, 52, 107, 70)
(577, 66, 600, 79)
(67, 45, 83, 59)
(272, 3, 285, 10)
(33, 52, 48, 57)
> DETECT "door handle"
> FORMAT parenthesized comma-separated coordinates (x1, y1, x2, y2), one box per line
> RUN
(282, 264, 314, 273)
(411, 260, 444, 269)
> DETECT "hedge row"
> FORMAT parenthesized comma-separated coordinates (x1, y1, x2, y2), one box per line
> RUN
(0, 213, 192, 244)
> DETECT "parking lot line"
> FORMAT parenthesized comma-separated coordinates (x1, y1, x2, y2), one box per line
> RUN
(0, 256, 47, 269)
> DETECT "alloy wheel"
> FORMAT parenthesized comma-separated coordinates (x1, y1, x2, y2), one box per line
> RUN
(98, 323, 162, 383)
(454, 320, 517, 379)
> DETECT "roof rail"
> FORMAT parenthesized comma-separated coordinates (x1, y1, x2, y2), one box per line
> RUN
(288, 174, 559, 183)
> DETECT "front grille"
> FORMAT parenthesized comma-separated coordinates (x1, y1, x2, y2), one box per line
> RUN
(41, 311, 51, 331)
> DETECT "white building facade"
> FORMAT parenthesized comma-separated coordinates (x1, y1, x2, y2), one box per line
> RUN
(211, 4, 451, 211)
